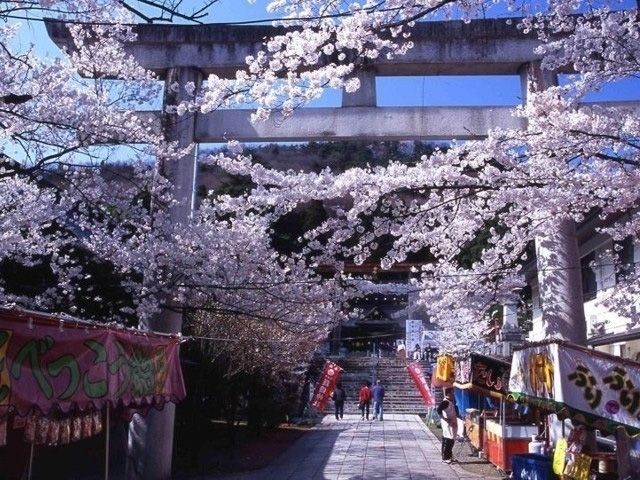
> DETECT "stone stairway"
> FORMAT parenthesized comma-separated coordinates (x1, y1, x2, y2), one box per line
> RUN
(374, 357, 432, 414)
(332, 356, 375, 414)
(328, 355, 434, 415)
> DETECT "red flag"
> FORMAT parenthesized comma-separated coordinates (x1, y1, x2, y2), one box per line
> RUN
(310, 360, 342, 412)
(407, 361, 434, 406)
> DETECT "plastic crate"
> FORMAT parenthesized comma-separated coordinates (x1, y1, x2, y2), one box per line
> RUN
(511, 453, 556, 480)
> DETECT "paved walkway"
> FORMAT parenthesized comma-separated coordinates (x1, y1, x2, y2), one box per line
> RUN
(214, 414, 485, 480)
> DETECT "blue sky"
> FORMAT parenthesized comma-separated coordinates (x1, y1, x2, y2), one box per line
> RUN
(12, 1, 640, 129)
(4, 1, 637, 165)
(204, 0, 640, 107)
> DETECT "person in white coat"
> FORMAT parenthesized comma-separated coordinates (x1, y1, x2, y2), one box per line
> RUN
(436, 387, 458, 463)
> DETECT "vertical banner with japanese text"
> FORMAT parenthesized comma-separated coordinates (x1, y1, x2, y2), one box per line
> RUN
(407, 361, 434, 406)
(310, 360, 342, 413)
(405, 319, 423, 356)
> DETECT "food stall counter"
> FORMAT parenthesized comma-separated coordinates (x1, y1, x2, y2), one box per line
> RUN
(454, 353, 511, 455)
(484, 418, 539, 471)
(509, 340, 640, 479)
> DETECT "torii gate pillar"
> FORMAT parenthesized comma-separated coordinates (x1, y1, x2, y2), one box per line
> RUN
(127, 66, 202, 480)
(342, 70, 377, 107)
(521, 62, 587, 345)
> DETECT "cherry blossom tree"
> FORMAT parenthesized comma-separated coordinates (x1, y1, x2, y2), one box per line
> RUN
(1, 1, 343, 478)
(1, 0, 341, 325)
(197, 0, 640, 353)
(9, 0, 636, 380)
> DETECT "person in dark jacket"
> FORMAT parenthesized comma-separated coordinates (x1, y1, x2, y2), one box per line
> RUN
(371, 379, 385, 421)
(332, 383, 346, 420)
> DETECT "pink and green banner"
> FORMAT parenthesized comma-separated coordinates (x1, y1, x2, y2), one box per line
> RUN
(0, 307, 186, 418)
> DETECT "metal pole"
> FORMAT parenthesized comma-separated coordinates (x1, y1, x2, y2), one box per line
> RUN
(501, 398, 507, 473)
(27, 441, 34, 480)
(105, 403, 110, 480)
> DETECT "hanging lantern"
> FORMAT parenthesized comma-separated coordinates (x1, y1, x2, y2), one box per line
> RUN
(433, 354, 455, 387)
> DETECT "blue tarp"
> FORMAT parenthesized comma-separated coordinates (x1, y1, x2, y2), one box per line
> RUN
(454, 388, 495, 416)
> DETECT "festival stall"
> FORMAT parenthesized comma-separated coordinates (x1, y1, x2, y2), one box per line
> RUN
(0, 306, 186, 479)
(509, 340, 640, 480)
(453, 353, 504, 454)
(453, 352, 536, 471)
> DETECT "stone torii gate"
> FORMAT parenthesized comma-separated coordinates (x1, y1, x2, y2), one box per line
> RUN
(45, 17, 640, 479)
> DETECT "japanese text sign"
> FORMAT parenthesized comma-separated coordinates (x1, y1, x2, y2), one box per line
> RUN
(509, 341, 640, 432)
(407, 361, 434, 406)
(454, 353, 510, 397)
(433, 354, 454, 387)
(310, 360, 342, 413)
(0, 309, 185, 417)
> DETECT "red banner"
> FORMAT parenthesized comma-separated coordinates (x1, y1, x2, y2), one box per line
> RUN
(407, 361, 434, 406)
(310, 360, 342, 412)
(0, 307, 186, 419)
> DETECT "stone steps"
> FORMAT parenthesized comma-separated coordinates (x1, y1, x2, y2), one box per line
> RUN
(322, 356, 434, 415)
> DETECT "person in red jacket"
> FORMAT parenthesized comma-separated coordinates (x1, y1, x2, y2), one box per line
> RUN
(358, 381, 372, 420)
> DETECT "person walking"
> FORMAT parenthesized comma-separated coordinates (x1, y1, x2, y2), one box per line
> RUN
(332, 382, 346, 420)
(358, 381, 372, 420)
(371, 379, 385, 421)
(436, 387, 458, 463)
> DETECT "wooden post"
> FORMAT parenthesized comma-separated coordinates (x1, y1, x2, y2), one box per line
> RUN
(500, 398, 506, 473)
(27, 441, 34, 480)
(615, 425, 635, 480)
(105, 403, 111, 480)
